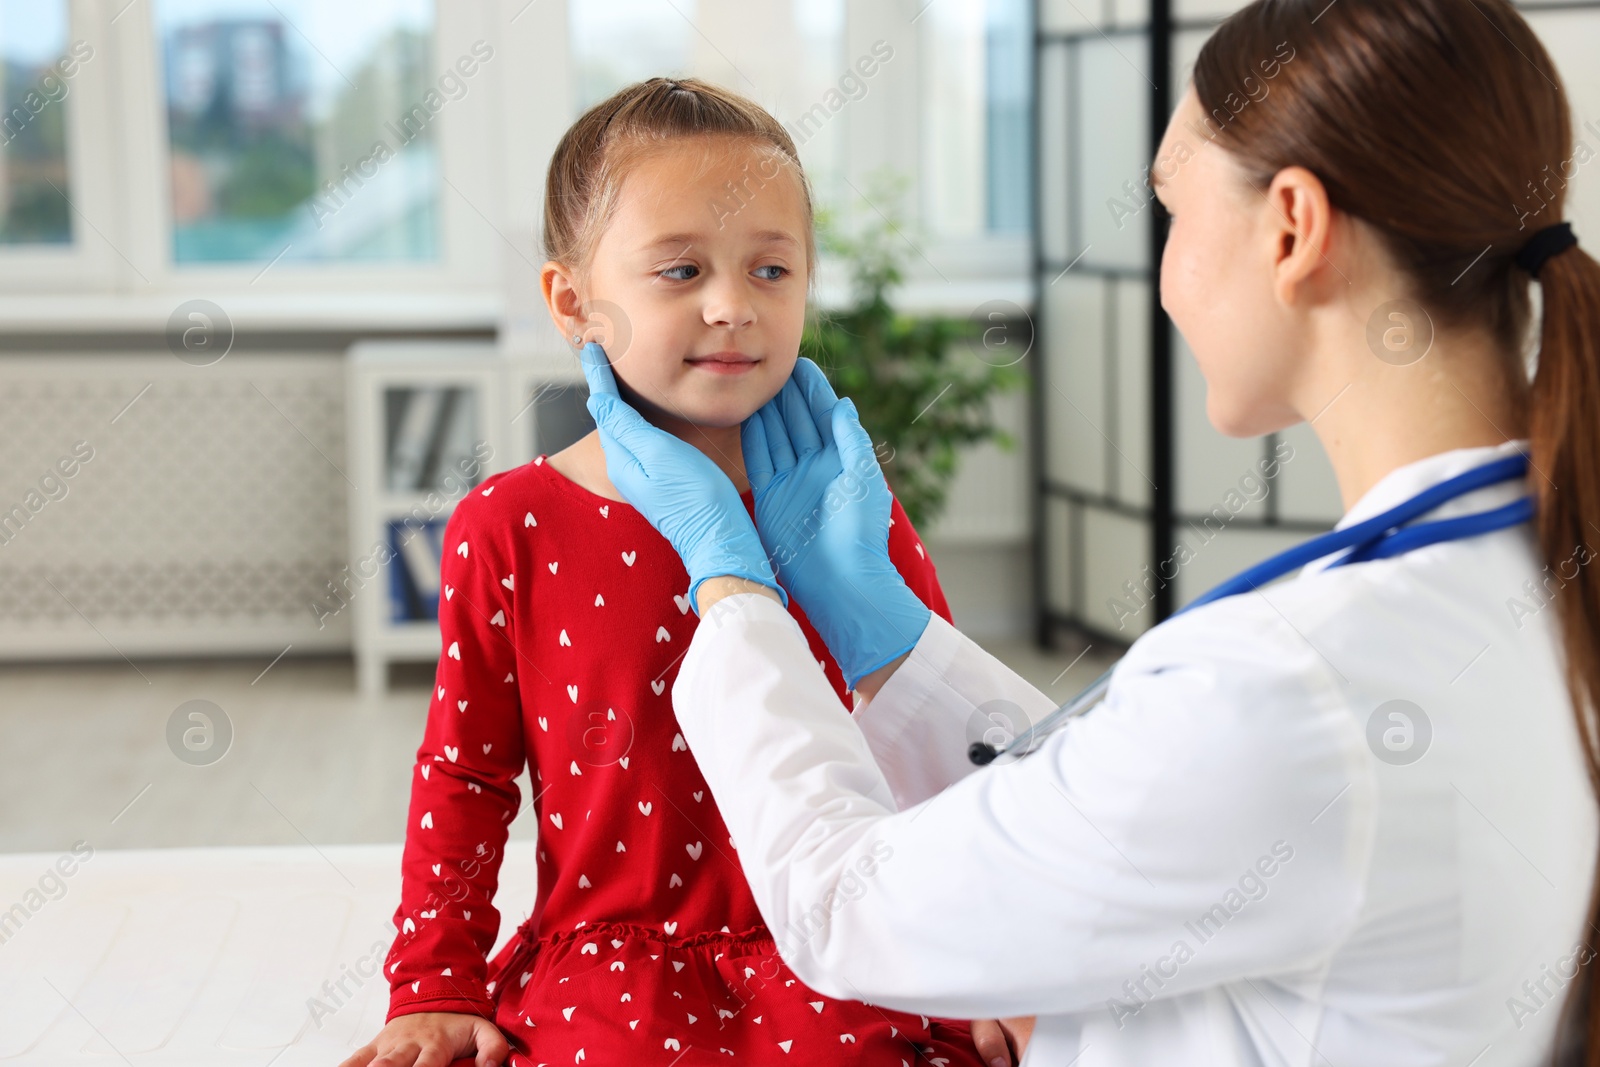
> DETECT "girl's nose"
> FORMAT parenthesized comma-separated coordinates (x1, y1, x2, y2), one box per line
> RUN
(701, 279, 757, 331)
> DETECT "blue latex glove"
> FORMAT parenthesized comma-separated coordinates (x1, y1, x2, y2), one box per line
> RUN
(579, 342, 786, 613)
(741, 358, 930, 689)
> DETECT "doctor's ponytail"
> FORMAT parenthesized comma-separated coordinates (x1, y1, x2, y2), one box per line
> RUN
(1195, 0, 1600, 1058)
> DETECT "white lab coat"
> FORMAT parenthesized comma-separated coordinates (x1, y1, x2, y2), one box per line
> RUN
(673, 441, 1599, 1066)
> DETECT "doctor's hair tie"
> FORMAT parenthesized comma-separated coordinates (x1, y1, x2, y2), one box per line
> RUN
(1514, 221, 1578, 278)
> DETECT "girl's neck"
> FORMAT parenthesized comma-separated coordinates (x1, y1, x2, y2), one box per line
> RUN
(550, 420, 749, 505)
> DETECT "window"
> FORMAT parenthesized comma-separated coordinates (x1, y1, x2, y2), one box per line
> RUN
(154, 0, 438, 264)
(920, 0, 1032, 239)
(566, 0, 1026, 255)
(0, 0, 73, 246)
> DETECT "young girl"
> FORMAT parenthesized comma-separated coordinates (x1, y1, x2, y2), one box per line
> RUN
(345, 79, 990, 1067)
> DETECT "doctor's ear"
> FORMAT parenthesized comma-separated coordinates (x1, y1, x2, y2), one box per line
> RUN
(1261, 165, 1339, 307)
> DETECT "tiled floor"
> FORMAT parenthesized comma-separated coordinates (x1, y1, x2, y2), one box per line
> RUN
(3, 634, 1115, 856)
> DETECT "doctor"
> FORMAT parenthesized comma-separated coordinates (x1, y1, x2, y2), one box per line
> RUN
(580, 0, 1600, 1061)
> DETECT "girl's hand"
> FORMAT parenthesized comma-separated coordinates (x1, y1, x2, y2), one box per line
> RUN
(339, 1011, 508, 1067)
(970, 1015, 1036, 1066)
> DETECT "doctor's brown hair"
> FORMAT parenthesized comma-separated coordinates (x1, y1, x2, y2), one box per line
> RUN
(1196, 0, 1600, 1057)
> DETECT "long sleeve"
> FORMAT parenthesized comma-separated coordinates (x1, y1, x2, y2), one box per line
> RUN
(385, 487, 530, 1020)
(854, 612, 1059, 809)
(672, 591, 1372, 1021)
(862, 497, 1050, 808)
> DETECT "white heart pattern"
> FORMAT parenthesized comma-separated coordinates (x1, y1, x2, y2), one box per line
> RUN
(656, 626, 671, 643)
(638, 801, 652, 816)
(664, 920, 677, 934)
(671, 733, 687, 752)
(549, 812, 563, 829)
(559, 629, 571, 646)
(622, 551, 636, 567)
(501, 574, 514, 590)
(447, 641, 460, 660)
(594, 593, 605, 607)
(686, 841, 703, 861)
(673, 594, 691, 614)
(549, 560, 559, 574)
(567, 684, 579, 703)
(420, 765, 430, 780)
(599, 505, 609, 518)
(524, 512, 537, 527)
(538, 716, 548, 731)
(651, 679, 666, 696)
(443, 745, 458, 762)
(420, 811, 433, 829)
(456, 542, 468, 558)
(444, 585, 454, 600)
(457, 699, 468, 711)
(490, 610, 505, 627)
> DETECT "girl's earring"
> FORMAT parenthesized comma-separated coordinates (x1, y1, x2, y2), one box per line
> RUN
(572, 333, 582, 345)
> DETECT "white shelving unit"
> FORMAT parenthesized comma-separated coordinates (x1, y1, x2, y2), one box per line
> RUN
(345, 341, 597, 696)
(346, 341, 510, 697)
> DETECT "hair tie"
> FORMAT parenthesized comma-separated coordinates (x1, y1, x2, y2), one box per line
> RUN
(1515, 221, 1578, 279)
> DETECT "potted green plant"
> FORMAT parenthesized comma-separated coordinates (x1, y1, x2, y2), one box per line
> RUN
(802, 174, 1027, 530)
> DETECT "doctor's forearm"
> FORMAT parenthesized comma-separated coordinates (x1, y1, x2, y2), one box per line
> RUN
(698, 576, 911, 699)
(695, 575, 783, 615)
(853, 650, 911, 702)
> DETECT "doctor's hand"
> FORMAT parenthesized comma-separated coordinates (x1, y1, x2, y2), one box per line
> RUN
(970, 1015, 1036, 1066)
(741, 357, 931, 690)
(579, 342, 786, 614)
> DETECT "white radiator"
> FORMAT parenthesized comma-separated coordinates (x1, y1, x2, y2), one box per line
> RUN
(0, 353, 351, 659)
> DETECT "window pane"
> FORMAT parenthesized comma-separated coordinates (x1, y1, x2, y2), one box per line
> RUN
(921, 0, 1032, 238)
(0, 0, 73, 246)
(570, 0, 696, 111)
(567, 0, 846, 242)
(156, 0, 437, 264)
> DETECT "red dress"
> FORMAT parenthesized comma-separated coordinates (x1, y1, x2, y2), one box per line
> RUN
(384, 454, 984, 1066)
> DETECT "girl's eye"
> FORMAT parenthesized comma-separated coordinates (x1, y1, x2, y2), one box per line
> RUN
(754, 265, 789, 281)
(658, 264, 699, 281)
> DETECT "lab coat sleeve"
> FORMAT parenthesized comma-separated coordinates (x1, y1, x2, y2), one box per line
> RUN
(853, 611, 1061, 808)
(673, 592, 1374, 1020)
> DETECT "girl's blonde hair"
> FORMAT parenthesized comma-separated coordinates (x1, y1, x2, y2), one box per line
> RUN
(542, 77, 817, 282)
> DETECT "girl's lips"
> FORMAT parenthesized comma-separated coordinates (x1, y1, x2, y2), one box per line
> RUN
(686, 355, 759, 375)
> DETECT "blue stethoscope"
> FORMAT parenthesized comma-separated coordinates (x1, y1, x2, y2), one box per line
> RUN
(968, 452, 1537, 765)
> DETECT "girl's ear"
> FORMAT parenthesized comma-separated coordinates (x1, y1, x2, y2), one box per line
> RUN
(541, 260, 585, 345)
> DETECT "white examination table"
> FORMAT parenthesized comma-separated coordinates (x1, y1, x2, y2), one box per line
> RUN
(0, 842, 538, 1066)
